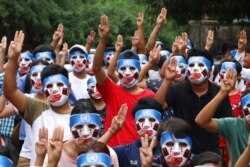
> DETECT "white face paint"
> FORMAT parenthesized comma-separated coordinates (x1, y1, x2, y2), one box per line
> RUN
(219, 62, 237, 80)
(41, 57, 54, 65)
(43, 75, 69, 107)
(118, 66, 139, 88)
(241, 94, 250, 124)
(87, 83, 102, 100)
(70, 55, 87, 73)
(170, 56, 187, 82)
(18, 57, 32, 74)
(161, 132, 192, 167)
(187, 57, 211, 84)
(31, 72, 42, 93)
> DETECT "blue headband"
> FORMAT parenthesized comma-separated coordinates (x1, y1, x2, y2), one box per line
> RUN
(70, 113, 101, 129)
(241, 94, 250, 109)
(138, 54, 148, 63)
(77, 153, 111, 167)
(117, 59, 141, 71)
(42, 74, 69, 88)
(188, 56, 211, 69)
(21, 52, 33, 60)
(0, 155, 13, 167)
(87, 77, 97, 86)
(34, 51, 55, 61)
(104, 50, 115, 58)
(69, 50, 88, 60)
(135, 109, 162, 122)
(172, 55, 187, 65)
(30, 65, 46, 74)
(160, 131, 192, 148)
(220, 62, 237, 73)
(230, 50, 237, 59)
(160, 50, 171, 58)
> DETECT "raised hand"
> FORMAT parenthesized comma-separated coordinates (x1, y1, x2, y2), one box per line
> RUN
(171, 36, 181, 54)
(109, 103, 128, 134)
(47, 126, 64, 164)
(137, 13, 144, 27)
(86, 31, 96, 46)
(156, 7, 167, 28)
(140, 135, 156, 167)
(0, 36, 7, 56)
(7, 31, 24, 59)
(165, 58, 177, 81)
(98, 15, 109, 40)
(149, 45, 161, 65)
(220, 68, 237, 94)
(53, 23, 64, 43)
(35, 126, 48, 157)
(115, 34, 123, 53)
(238, 30, 247, 52)
(205, 30, 214, 51)
(179, 32, 188, 54)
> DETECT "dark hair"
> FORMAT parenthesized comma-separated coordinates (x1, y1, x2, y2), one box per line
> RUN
(221, 42, 237, 55)
(0, 146, 11, 159)
(245, 45, 250, 54)
(219, 59, 242, 74)
(33, 44, 56, 59)
(118, 50, 139, 61)
(191, 151, 222, 167)
(158, 117, 191, 140)
(78, 140, 110, 156)
(24, 59, 50, 93)
(41, 64, 68, 83)
(71, 99, 98, 115)
(132, 97, 164, 119)
(187, 48, 214, 66)
(242, 88, 250, 98)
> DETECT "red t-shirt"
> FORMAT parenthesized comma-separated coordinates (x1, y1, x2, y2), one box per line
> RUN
(96, 77, 155, 147)
(229, 90, 243, 118)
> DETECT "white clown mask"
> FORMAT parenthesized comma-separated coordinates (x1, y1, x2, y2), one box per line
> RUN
(135, 109, 162, 139)
(70, 52, 87, 73)
(160, 131, 192, 167)
(169, 56, 187, 82)
(86, 53, 94, 76)
(187, 56, 211, 84)
(219, 62, 237, 80)
(117, 59, 140, 88)
(87, 77, 102, 100)
(70, 113, 101, 147)
(43, 74, 69, 107)
(18, 52, 33, 74)
(30, 65, 46, 93)
(138, 54, 148, 68)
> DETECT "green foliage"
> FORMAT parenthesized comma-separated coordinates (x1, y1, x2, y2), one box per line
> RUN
(0, 0, 187, 50)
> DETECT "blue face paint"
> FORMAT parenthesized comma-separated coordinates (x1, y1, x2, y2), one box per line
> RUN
(241, 94, 250, 117)
(220, 62, 237, 73)
(135, 109, 162, 122)
(188, 56, 211, 70)
(0, 155, 13, 167)
(70, 113, 101, 130)
(34, 51, 55, 64)
(42, 74, 69, 88)
(77, 153, 111, 167)
(30, 65, 46, 93)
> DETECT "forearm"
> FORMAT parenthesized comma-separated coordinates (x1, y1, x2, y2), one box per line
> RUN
(98, 129, 114, 144)
(34, 155, 45, 167)
(54, 47, 61, 65)
(0, 52, 5, 73)
(137, 26, 146, 54)
(85, 43, 91, 54)
(3, 58, 18, 98)
(93, 39, 108, 72)
(107, 51, 119, 83)
(145, 26, 161, 55)
(155, 79, 171, 107)
(235, 148, 250, 167)
(138, 62, 153, 82)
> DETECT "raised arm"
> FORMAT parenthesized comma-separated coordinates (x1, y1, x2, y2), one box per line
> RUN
(204, 29, 214, 51)
(3, 31, 26, 112)
(154, 58, 177, 107)
(60, 42, 68, 67)
(93, 15, 110, 86)
(195, 68, 237, 133)
(131, 31, 139, 52)
(107, 34, 123, 83)
(51, 23, 64, 65)
(0, 36, 7, 73)
(238, 30, 247, 53)
(85, 31, 96, 54)
(235, 134, 250, 167)
(145, 7, 167, 55)
(137, 13, 146, 54)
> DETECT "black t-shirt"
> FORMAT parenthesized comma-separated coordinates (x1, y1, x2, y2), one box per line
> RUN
(166, 80, 233, 154)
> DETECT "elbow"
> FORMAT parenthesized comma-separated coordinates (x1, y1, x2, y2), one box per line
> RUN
(195, 117, 202, 127)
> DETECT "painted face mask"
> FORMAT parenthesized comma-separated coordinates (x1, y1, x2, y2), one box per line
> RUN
(187, 56, 211, 84)
(169, 56, 187, 82)
(34, 51, 55, 64)
(43, 74, 69, 107)
(117, 59, 140, 88)
(0, 155, 13, 167)
(241, 94, 250, 118)
(138, 54, 148, 68)
(219, 62, 237, 80)
(160, 50, 171, 59)
(77, 153, 111, 167)
(160, 131, 192, 167)
(87, 77, 102, 100)
(18, 52, 33, 74)
(135, 109, 161, 139)
(30, 65, 46, 93)
(70, 113, 101, 147)
(86, 53, 94, 76)
(69, 50, 88, 73)
(104, 50, 115, 66)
